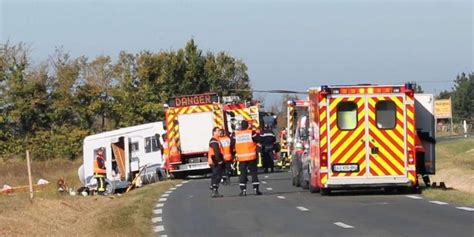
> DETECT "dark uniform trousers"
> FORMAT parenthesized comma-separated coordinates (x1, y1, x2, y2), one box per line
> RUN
(211, 164, 223, 189)
(239, 159, 259, 190)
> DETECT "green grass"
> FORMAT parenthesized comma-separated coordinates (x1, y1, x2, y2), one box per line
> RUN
(421, 138, 474, 206)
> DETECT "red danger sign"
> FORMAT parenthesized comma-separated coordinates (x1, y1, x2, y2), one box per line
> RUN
(169, 93, 218, 107)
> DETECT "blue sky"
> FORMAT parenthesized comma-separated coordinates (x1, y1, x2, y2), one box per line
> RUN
(1, 0, 472, 106)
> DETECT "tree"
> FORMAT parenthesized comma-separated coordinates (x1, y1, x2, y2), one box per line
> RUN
(451, 73, 473, 123)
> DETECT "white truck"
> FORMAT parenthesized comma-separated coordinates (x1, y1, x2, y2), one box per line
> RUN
(78, 122, 166, 194)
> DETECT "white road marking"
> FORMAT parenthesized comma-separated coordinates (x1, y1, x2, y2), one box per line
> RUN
(456, 207, 474, 211)
(170, 187, 177, 190)
(182, 180, 189, 183)
(160, 235, 168, 237)
(334, 222, 354, 229)
(165, 190, 173, 194)
(153, 225, 165, 233)
(152, 217, 163, 223)
(162, 194, 170, 197)
(406, 195, 423, 199)
(266, 187, 273, 191)
(429, 201, 448, 205)
(296, 206, 309, 212)
(264, 175, 269, 178)
(156, 203, 164, 208)
(262, 181, 267, 184)
(277, 196, 286, 199)
(153, 209, 162, 214)
(159, 198, 168, 202)
(176, 184, 183, 187)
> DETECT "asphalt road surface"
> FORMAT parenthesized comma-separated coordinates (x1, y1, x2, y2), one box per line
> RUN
(154, 171, 474, 237)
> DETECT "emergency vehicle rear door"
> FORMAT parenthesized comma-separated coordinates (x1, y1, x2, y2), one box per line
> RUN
(367, 96, 407, 177)
(327, 96, 368, 178)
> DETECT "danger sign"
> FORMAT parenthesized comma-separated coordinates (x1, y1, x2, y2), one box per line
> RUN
(169, 93, 219, 107)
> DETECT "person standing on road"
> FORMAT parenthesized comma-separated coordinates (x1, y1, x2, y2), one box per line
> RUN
(208, 127, 224, 198)
(261, 124, 277, 173)
(94, 148, 106, 195)
(219, 128, 233, 184)
(231, 120, 262, 196)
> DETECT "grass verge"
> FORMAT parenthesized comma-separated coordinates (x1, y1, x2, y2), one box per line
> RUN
(0, 158, 179, 236)
(421, 138, 474, 206)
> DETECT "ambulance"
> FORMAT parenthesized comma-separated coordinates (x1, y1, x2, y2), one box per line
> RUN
(303, 83, 435, 195)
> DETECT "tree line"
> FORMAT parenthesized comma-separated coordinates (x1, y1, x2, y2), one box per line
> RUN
(435, 72, 473, 123)
(0, 39, 252, 160)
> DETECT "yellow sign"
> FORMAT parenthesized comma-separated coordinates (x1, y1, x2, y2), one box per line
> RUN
(434, 99, 452, 119)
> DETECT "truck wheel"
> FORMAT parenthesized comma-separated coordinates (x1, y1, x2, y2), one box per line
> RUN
(309, 184, 319, 193)
(320, 188, 331, 196)
(300, 174, 309, 190)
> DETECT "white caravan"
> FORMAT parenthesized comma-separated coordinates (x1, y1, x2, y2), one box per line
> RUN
(78, 122, 166, 194)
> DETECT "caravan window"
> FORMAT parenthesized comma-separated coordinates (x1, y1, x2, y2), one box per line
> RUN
(376, 101, 396, 129)
(130, 142, 139, 152)
(145, 136, 161, 153)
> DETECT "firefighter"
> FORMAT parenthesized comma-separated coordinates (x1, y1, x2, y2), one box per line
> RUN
(208, 127, 224, 198)
(161, 134, 170, 178)
(219, 128, 233, 185)
(231, 120, 262, 196)
(261, 124, 277, 173)
(94, 148, 106, 195)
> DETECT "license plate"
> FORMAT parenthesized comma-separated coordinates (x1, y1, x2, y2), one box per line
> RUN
(332, 164, 359, 173)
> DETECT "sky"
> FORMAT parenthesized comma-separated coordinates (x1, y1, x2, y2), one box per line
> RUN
(1, 0, 473, 107)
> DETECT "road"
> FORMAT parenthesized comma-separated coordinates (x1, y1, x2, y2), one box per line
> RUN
(153, 171, 474, 237)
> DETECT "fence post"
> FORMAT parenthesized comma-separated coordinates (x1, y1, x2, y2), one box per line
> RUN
(26, 150, 34, 201)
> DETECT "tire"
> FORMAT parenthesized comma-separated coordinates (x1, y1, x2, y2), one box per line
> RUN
(300, 174, 309, 190)
(309, 184, 319, 193)
(104, 179, 115, 195)
(320, 188, 331, 196)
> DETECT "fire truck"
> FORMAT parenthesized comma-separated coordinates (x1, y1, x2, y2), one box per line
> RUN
(164, 93, 224, 178)
(164, 93, 276, 178)
(301, 83, 435, 195)
(284, 99, 310, 169)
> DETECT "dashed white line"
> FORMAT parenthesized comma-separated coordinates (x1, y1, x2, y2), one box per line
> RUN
(456, 207, 474, 211)
(165, 190, 173, 194)
(153, 209, 162, 215)
(176, 184, 183, 187)
(266, 187, 273, 191)
(334, 222, 354, 229)
(170, 187, 177, 190)
(159, 198, 168, 202)
(264, 175, 269, 179)
(152, 217, 163, 223)
(262, 181, 267, 184)
(160, 235, 168, 237)
(153, 225, 165, 233)
(277, 196, 286, 199)
(406, 195, 423, 199)
(429, 201, 448, 205)
(156, 203, 164, 208)
(182, 180, 189, 184)
(162, 194, 170, 197)
(296, 206, 309, 212)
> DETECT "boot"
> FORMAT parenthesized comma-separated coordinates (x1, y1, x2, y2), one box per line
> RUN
(254, 188, 262, 196)
(212, 189, 223, 198)
(239, 189, 247, 197)
(422, 175, 431, 188)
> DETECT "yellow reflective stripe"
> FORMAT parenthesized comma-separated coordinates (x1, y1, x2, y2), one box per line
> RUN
(330, 124, 365, 160)
(369, 161, 385, 176)
(368, 123, 404, 159)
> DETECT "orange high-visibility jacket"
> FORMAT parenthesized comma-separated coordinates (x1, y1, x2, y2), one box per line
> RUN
(219, 136, 232, 162)
(234, 129, 257, 162)
(208, 137, 224, 165)
(94, 155, 106, 175)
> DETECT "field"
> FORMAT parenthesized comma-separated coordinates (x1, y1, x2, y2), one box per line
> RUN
(0, 158, 178, 236)
(422, 138, 474, 206)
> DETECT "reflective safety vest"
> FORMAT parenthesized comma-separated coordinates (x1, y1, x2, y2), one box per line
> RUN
(208, 137, 224, 165)
(219, 136, 232, 162)
(234, 129, 257, 162)
(162, 141, 170, 170)
(94, 155, 106, 175)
